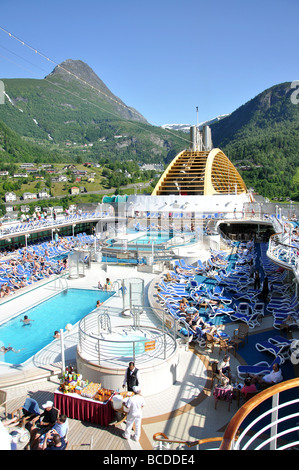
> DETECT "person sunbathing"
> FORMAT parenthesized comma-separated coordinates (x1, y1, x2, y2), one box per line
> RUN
(164, 272, 173, 282)
(211, 255, 228, 266)
(178, 298, 189, 313)
(280, 314, 298, 331)
(190, 320, 217, 339)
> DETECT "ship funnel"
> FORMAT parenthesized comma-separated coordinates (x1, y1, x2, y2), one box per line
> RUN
(190, 126, 203, 151)
(203, 125, 213, 151)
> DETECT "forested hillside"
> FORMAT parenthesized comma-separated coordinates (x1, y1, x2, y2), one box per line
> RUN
(0, 60, 187, 164)
(211, 82, 299, 199)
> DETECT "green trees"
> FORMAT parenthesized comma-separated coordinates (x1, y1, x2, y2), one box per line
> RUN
(212, 82, 299, 199)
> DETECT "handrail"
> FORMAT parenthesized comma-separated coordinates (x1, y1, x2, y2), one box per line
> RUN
(53, 274, 68, 291)
(152, 432, 223, 449)
(219, 378, 299, 450)
(78, 307, 177, 366)
(267, 232, 299, 279)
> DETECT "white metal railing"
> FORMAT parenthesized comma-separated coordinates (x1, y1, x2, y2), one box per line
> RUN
(0, 210, 115, 238)
(53, 274, 68, 291)
(267, 233, 299, 279)
(152, 380, 299, 451)
(78, 306, 177, 365)
(220, 378, 299, 450)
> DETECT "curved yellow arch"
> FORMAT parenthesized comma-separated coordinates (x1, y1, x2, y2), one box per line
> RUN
(152, 148, 247, 196)
(205, 148, 248, 195)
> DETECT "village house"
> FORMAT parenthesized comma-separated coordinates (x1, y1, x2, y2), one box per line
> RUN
(5, 192, 17, 202)
(23, 192, 37, 200)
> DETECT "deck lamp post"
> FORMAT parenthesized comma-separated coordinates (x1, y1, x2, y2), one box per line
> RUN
(60, 328, 65, 375)
(60, 324, 73, 376)
(25, 233, 30, 249)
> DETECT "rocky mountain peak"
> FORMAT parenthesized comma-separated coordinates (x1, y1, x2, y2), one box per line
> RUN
(45, 59, 147, 123)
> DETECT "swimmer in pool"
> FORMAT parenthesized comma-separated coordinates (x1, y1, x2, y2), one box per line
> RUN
(96, 300, 103, 308)
(0, 345, 22, 354)
(53, 331, 60, 339)
(20, 315, 34, 325)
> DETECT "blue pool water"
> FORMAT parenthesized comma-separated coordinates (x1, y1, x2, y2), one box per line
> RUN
(104, 333, 147, 356)
(0, 289, 113, 365)
(133, 232, 172, 244)
(106, 232, 173, 249)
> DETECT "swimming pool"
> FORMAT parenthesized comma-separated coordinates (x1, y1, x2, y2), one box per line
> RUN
(98, 332, 147, 357)
(106, 231, 173, 249)
(133, 232, 173, 244)
(0, 288, 114, 365)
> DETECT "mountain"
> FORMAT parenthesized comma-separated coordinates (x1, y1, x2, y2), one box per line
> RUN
(46, 59, 147, 123)
(161, 115, 230, 133)
(210, 82, 299, 199)
(0, 119, 63, 162)
(1, 63, 299, 199)
(0, 59, 186, 163)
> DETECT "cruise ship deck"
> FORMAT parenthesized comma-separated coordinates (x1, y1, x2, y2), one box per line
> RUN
(0, 235, 298, 451)
(0, 139, 298, 451)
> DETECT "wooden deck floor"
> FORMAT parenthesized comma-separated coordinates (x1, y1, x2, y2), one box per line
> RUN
(1, 380, 132, 451)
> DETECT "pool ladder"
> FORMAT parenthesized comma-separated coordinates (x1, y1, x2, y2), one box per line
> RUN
(54, 275, 68, 292)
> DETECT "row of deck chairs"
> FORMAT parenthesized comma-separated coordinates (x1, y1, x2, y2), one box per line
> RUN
(18, 233, 94, 259)
(213, 241, 297, 380)
(215, 240, 297, 331)
(1, 212, 109, 236)
(157, 260, 233, 344)
(0, 233, 95, 294)
(161, 237, 298, 345)
(163, 242, 296, 379)
(259, 242, 299, 330)
(173, 250, 265, 327)
(204, 244, 265, 328)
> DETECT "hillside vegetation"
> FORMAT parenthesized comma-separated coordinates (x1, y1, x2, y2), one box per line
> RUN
(1, 61, 299, 201)
(211, 82, 299, 199)
(0, 60, 187, 164)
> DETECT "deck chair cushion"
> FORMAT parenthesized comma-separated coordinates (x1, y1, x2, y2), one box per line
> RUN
(179, 328, 189, 336)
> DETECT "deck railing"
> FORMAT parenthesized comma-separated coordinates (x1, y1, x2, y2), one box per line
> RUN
(220, 378, 299, 450)
(78, 307, 177, 365)
(152, 378, 299, 450)
(267, 233, 299, 280)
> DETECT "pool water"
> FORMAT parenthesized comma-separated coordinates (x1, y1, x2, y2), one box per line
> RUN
(106, 232, 174, 249)
(102, 333, 147, 356)
(133, 232, 173, 244)
(0, 289, 113, 365)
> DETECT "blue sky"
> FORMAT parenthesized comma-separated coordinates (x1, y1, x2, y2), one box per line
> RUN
(0, 0, 298, 126)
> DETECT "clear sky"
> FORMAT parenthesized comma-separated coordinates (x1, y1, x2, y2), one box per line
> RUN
(0, 0, 298, 126)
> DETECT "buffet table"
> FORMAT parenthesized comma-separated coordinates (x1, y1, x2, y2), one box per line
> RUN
(54, 390, 115, 426)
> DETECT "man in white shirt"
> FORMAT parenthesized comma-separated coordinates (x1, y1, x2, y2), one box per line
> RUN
(123, 386, 145, 442)
(0, 420, 13, 450)
(251, 363, 283, 386)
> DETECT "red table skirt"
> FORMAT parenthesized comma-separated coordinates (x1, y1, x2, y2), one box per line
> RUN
(54, 391, 115, 426)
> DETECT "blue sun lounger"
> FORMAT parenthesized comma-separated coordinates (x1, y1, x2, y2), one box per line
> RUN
(255, 339, 291, 363)
(268, 336, 293, 346)
(229, 312, 261, 329)
(208, 304, 235, 319)
(237, 356, 282, 380)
